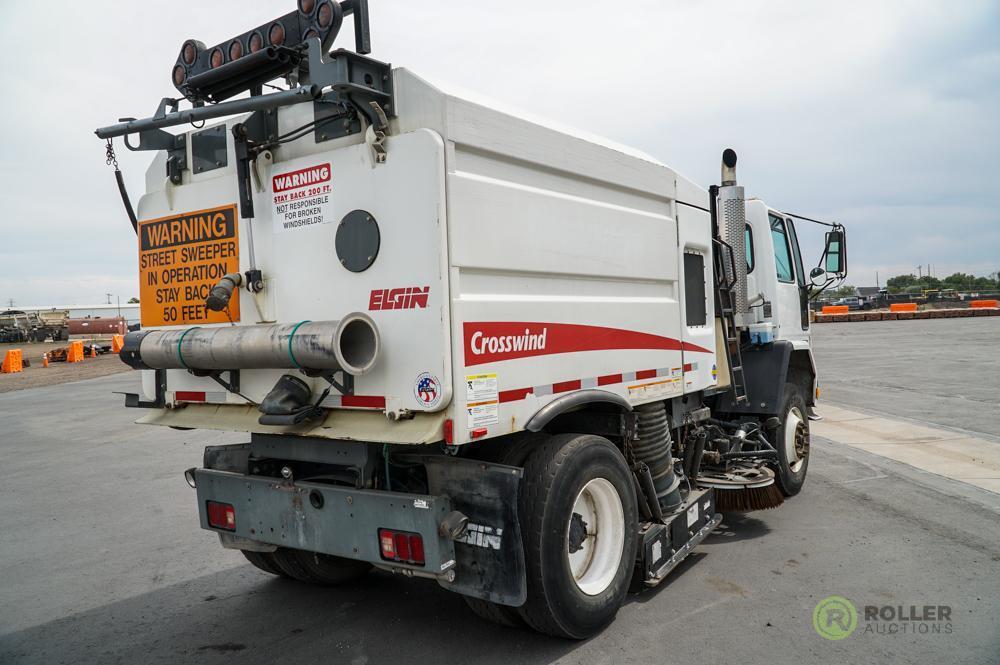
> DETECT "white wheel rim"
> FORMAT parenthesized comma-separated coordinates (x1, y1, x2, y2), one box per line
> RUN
(566, 477, 625, 596)
(784, 407, 807, 473)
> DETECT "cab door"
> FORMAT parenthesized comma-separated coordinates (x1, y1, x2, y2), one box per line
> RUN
(768, 213, 808, 342)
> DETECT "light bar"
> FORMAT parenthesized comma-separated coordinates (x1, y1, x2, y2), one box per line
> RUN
(172, 0, 345, 102)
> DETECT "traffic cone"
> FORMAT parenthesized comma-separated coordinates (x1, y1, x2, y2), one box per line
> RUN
(43, 354, 49, 368)
(90, 344, 98, 358)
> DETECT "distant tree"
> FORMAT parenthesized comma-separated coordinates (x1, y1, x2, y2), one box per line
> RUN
(127, 297, 140, 304)
(831, 284, 856, 298)
(886, 274, 918, 293)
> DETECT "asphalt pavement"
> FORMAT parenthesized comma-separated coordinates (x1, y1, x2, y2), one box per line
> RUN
(2, 332, 999, 663)
(811, 317, 1000, 436)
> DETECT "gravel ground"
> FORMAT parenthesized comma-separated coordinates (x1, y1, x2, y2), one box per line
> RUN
(0, 340, 130, 393)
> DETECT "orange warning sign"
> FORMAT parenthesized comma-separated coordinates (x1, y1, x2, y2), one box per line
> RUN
(138, 204, 240, 327)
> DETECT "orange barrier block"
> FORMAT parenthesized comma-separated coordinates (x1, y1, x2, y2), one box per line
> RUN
(1, 349, 23, 373)
(822, 305, 850, 314)
(890, 303, 918, 313)
(111, 334, 125, 353)
(970, 300, 999, 309)
(66, 340, 84, 363)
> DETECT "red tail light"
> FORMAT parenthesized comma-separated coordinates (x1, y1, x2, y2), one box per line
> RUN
(378, 529, 425, 566)
(207, 501, 235, 531)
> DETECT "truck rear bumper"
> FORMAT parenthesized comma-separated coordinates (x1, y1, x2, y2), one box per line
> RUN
(194, 469, 458, 577)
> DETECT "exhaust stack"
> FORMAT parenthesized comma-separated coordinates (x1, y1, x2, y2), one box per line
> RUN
(120, 314, 380, 376)
(717, 149, 748, 323)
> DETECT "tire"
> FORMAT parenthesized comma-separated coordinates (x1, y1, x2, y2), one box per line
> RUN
(463, 596, 526, 628)
(517, 434, 638, 639)
(241, 550, 287, 577)
(271, 548, 372, 585)
(774, 384, 810, 497)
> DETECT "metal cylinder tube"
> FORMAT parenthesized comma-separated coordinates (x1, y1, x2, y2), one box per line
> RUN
(122, 313, 379, 375)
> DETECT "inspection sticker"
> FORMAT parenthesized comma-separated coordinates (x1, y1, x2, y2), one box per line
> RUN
(466, 372, 499, 429)
(137, 204, 240, 327)
(271, 160, 334, 233)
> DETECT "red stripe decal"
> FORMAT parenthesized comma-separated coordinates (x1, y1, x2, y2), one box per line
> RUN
(552, 379, 582, 393)
(683, 363, 693, 372)
(597, 373, 623, 386)
(464, 322, 695, 367)
(340, 396, 386, 408)
(635, 369, 657, 380)
(175, 391, 206, 402)
(499, 387, 533, 403)
(682, 341, 713, 354)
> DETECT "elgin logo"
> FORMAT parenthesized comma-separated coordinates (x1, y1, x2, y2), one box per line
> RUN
(369, 286, 430, 311)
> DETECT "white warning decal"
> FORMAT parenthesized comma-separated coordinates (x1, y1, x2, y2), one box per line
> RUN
(466, 372, 499, 429)
(271, 161, 334, 232)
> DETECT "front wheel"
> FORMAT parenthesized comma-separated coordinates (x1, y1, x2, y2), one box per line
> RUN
(774, 384, 810, 496)
(517, 434, 638, 639)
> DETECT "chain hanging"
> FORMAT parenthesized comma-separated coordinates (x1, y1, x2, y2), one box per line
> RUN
(105, 138, 120, 171)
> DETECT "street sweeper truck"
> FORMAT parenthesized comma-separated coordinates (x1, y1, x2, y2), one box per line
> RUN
(96, 0, 848, 639)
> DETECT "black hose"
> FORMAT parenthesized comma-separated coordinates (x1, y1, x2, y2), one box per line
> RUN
(633, 402, 682, 513)
(114, 169, 138, 234)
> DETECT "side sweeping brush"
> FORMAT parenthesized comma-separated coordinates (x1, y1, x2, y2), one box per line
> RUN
(713, 481, 785, 512)
(698, 465, 785, 512)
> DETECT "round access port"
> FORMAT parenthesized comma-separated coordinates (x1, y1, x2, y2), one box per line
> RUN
(336, 210, 380, 272)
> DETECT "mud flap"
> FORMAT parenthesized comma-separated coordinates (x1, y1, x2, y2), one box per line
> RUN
(422, 457, 526, 606)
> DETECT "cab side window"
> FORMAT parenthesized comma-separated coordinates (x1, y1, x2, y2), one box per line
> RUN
(769, 214, 794, 283)
(745, 224, 755, 273)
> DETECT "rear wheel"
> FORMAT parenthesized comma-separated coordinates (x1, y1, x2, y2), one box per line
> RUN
(517, 434, 637, 639)
(241, 550, 286, 577)
(271, 548, 372, 585)
(774, 384, 810, 496)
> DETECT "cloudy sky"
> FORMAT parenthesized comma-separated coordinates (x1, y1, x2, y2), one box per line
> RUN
(0, 0, 997, 306)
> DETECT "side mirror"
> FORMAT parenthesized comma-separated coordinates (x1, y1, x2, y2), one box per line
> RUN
(821, 229, 846, 276)
(809, 266, 826, 286)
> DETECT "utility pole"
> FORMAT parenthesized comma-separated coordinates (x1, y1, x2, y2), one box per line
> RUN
(6, 298, 13, 308)
(876, 271, 880, 288)
(917, 265, 922, 280)
(105, 292, 113, 305)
